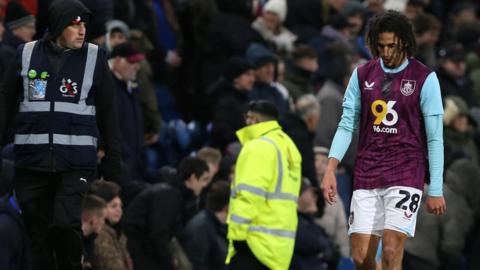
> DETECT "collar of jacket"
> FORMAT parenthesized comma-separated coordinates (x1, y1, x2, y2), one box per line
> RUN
(236, 120, 281, 145)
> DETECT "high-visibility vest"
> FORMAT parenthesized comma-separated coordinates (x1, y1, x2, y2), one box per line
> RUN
(226, 120, 302, 270)
(14, 40, 99, 170)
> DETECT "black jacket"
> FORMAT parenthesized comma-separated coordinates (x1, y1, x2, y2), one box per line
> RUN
(291, 213, 339, 270)
(123, 183, 199, 270)
(0, 29, 25, 80)
(113, 77, 145, 181)
(179, 209, 228, 270)
(0, 196, 31, 270)
(436, 66, 477, 107)
(281, 113, 317, 185)
(208, 79, 250, 152)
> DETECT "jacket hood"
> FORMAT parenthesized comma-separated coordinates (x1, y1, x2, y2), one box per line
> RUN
(47, 0, 92, 40)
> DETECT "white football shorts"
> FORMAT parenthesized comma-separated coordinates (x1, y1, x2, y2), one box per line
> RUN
(347, 186, 423, 237)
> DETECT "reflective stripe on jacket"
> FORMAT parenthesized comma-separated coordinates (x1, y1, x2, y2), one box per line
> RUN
(227, 120, 302, 270)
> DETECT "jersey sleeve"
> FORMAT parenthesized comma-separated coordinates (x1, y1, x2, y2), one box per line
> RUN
(420, 72, 444, 116)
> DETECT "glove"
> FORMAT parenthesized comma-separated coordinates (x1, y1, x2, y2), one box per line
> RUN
(100, 155, 122, 183)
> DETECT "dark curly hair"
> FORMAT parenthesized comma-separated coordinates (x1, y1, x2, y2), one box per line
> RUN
(366, 10, 416, 58)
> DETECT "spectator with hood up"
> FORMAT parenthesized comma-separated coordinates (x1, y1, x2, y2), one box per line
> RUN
(0, 0, 121, 269)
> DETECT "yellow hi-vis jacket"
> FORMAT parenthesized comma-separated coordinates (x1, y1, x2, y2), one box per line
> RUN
(226, 120, 302, 270)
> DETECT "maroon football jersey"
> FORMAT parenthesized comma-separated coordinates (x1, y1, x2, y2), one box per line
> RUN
(354, 58, 433, 190)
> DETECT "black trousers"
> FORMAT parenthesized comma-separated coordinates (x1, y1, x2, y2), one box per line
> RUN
(228, 241, 269, 270)
(14, 169, 94, 270)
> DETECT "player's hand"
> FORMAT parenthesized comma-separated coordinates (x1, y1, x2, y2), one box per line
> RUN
(425, 196, 446, 215)
(320, 170, 337, 205)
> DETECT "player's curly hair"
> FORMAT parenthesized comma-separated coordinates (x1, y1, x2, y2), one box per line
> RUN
(366, 10, 416, 58)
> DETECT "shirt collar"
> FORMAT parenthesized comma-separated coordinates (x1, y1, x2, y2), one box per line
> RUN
(380, 58, 409, 74)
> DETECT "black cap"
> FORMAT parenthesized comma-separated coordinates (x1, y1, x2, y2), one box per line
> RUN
(330, 14, 354, 30)
(4, 2, 35, 30)
(110, 42, 145, 63)
(438, 44, 465, 62)
(48, 0, 92, 39)
(224, 57, 252, 82)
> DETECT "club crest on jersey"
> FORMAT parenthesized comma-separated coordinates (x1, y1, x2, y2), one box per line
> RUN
(400, 79, 416, 96)
(59, 78, 78, 97)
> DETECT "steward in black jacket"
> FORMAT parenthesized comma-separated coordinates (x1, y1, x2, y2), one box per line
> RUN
(0, 0, 121, 269)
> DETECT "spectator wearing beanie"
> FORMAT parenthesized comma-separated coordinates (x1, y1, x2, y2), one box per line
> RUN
(205, 56, 255, 152)
(252, 0, 297, 54)
(89, 180, 134, 270)
(0, 1, 36, 79)
(246, 43, 291, 116)
(0, 0, 122, 269)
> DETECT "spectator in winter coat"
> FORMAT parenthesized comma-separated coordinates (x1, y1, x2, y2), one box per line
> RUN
(281, 94, 320, 186)
(436, 45, 477, 107)
(0, 2, 35, 79)
(246, 43, 291, 116)
(108, 42, 146, 181)
(122, 157, 210, 270)
(281, 45, 318, 102)
(81, 195, 107, 270)
(404, 159, 480, 270)
(0, 167, 31, 270)
(90, 180, 133, 270)
(443, 96, 479, 166)
(291, 178, 339, 270)
(207, 56, 255, 152)
(180, 181, 230, 270)
(251, 0, 297, 54)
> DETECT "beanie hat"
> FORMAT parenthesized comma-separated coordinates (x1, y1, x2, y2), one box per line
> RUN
(109, 42, 146, 63)
(89, 180, 120, 203)
(4, 2, 35, 30)
(245, 43, 277, 69)
(48, 0, 92, 39)
(224, 56, 252, 82)
(263, 0, 287, 22)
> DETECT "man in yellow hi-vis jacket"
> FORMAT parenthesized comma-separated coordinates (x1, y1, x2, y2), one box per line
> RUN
(226, 100, 302, 270)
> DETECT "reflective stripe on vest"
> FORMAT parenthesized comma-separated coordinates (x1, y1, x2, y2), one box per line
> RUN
(230, 214, 252, 225)
(249, 226, 296, 239)
(15, 134, 98, 147)
(231, 137, 298, 203)
(20, 42, 98, 115)
(230, 214, 296, 238)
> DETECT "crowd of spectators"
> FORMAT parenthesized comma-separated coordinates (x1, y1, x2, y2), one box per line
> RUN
(1, 0, 480, 269)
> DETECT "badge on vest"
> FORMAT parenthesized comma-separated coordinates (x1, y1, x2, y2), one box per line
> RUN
(59, 78, 79, 98)
(28, 69, 48, 101)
